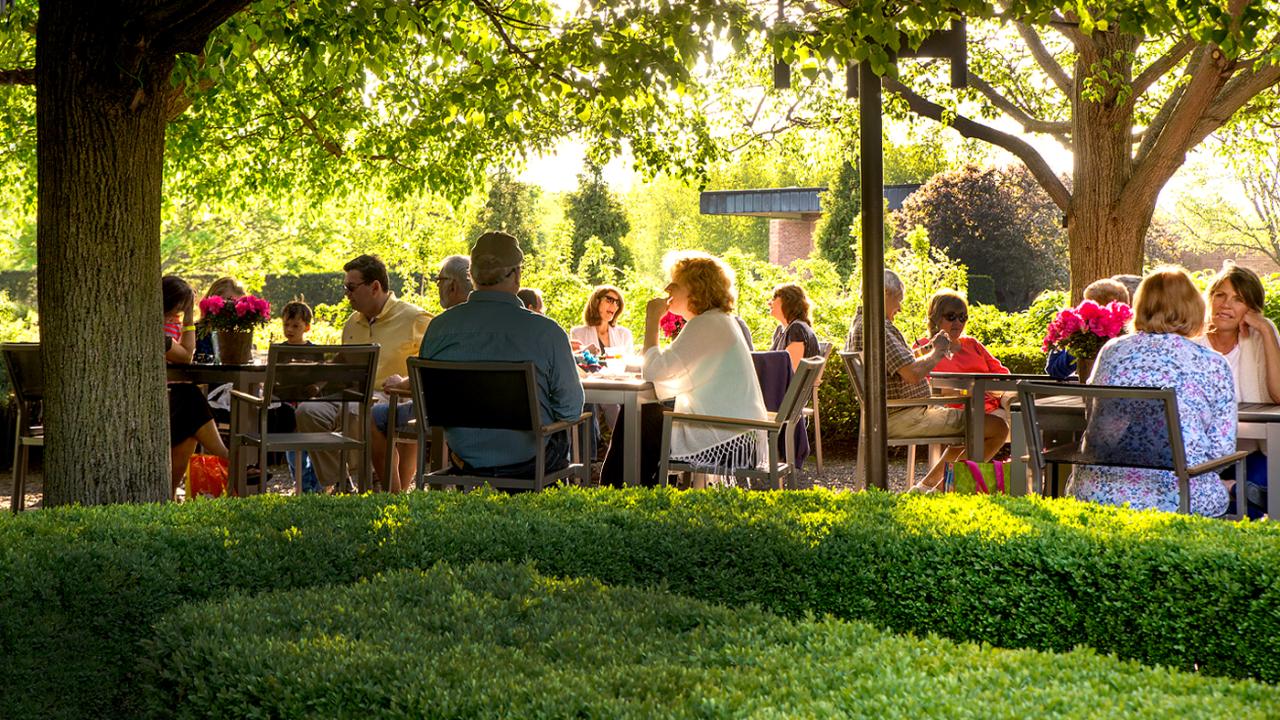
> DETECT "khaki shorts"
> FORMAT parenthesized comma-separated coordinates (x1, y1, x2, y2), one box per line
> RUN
(886, 405, 966, 438)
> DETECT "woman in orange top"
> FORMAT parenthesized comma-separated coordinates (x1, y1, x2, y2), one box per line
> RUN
(914, 289, 1009, 415)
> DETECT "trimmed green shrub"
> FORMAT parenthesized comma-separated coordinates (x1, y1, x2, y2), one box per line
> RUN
(989, 344, 1047, 374)
(144, 563, 1280, 719)
(3, 489, 1280, 718)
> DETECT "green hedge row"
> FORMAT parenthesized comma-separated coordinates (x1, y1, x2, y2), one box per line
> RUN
(3, 489, 1279, 718)
(989, 344, 1047, 374)
(143, 563, 1280, 719)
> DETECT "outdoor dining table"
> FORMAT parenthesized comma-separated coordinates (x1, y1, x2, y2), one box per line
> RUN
(167, 359, 266, 496)
(581, 374, 657, 487)
(929, 372, 1076, 495)
(1009, 394, 1280, 519)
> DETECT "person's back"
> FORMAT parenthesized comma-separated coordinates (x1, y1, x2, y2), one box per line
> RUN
(419, 232, 583, 472)
(1069, 268, 1234, 516)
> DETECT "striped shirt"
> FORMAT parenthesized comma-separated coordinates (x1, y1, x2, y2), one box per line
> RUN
(844, 308, 930, 401)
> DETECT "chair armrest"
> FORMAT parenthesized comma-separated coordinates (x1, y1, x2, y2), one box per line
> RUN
(1187, 450, 1251, 478)
(663, 411, 780, 432)
(386, 386, 412, 399)
(887, 396, 969, 408)
(542, 412, 593, 435)
(229, 390, 265, 407)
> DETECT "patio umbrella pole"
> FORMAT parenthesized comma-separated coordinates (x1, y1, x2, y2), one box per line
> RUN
(859, 60, 889, 490)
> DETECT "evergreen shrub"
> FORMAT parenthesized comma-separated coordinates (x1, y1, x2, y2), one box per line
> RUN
(3, 489, 1279, 718)
(143, 563, 1280, 719)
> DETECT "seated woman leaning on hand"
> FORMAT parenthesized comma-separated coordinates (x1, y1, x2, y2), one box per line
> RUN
(163, 275, 228, 495)
(1193, 262, 1280, 403)
(601, 251, 768, 487)
(1070, 267, 1235, 517)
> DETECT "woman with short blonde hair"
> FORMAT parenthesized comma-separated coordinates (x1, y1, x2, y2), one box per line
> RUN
(1070, 266, 1235, 516)
(1132, 267, 1205, 337)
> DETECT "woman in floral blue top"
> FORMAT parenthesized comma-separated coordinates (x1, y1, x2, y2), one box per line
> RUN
(1070, 267, 1235, 516)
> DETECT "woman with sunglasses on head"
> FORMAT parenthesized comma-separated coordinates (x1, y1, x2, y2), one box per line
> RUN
(569, 285, 633, 356)
(570, 286, 634, 461)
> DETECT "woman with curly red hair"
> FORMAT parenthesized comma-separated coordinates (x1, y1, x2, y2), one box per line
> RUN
(601, 251, 767, 487)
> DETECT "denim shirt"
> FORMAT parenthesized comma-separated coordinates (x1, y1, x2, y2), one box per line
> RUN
(418, 290, 584, 467)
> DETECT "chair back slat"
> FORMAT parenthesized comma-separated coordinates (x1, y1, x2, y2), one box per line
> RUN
(838, 351, 867, 406)
(1, 343, 42, 404)
(812, 341, 834, 386)
(1016, 381, 1186, 473)
(264, 344, 380, 405)
(776, 358, 825, 424)
(413, 360, 540, 432)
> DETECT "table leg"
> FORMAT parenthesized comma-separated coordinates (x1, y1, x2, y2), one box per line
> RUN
(1269, 424, 1280, 521)
(1008, 405, 1027, 496)
(232, 376, 257, 496)
(623, 393, 640, 487)
(969, 379, 985, 461)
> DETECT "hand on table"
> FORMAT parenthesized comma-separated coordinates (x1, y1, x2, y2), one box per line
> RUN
(382, 374, 409, 393)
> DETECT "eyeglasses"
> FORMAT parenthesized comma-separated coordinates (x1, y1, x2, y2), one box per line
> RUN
(342, 280, 371, 294)
(941, 312, 968, 323)
(601, 295, 621, 306)
(431, 275, 453, 285)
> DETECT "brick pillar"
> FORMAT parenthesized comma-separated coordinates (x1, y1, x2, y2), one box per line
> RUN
(769, 216, 818, 266)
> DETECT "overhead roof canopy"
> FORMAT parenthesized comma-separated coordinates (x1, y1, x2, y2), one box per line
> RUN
(700, 183, 922, 219)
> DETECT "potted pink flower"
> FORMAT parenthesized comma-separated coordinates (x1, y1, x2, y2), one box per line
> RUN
(659, 311, 686, 340)
(198, 294, 271, 364)
(1042, 300, 1133, 380)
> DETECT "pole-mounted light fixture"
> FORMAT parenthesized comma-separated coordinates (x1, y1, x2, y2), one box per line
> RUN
(844, 18, 968, 98)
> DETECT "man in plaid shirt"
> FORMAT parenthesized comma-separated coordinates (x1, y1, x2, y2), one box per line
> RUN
(845, 270, 1008, 490)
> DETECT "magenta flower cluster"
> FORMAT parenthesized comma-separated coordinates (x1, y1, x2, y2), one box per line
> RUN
(1042, 300, 1133, 359)
(659, 311, 686, 339)
(198, 294, 271, 335)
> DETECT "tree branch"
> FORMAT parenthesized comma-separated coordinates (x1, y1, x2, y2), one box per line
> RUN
(1131, 37, 1194, 102)
(1013, 21, 1073, 97)
(884, 77, 1071, 211)
(1188, 52, 1280, 146)
(142, 0, 254, 56)
(968, 74, 1071, 138)
(0, 67, 34, 85)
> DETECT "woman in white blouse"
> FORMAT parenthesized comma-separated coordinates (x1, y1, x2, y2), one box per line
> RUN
(601, 252, 768, 487)
(569, 285, 633, 356)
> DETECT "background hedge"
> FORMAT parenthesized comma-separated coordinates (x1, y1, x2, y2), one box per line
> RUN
(2, 489, 1278, 718)
(143, 563, 1280, 719)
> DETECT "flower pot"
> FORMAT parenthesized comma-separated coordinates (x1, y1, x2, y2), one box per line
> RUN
(1076, 355, 1095, 383)
(217, 330, 254, 365)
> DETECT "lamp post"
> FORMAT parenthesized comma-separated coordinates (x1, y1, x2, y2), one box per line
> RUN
(775, 14, 967, 490)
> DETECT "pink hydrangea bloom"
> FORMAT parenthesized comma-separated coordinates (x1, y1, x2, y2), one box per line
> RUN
(199, 296, 225, 315)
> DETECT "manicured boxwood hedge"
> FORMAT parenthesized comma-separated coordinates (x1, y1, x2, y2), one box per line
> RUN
(2, 489, 1279, 718)
(143, 563, 1280, 719)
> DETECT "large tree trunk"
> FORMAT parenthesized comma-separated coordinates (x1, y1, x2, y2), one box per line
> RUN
(35, 2, 174, 505)
(1065, 34, 1147, 302)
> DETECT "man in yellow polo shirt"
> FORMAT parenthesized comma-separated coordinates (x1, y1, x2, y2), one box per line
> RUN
(296, 254, 432, 491)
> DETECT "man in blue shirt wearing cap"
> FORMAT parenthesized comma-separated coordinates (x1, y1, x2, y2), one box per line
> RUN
(419, 230, 585, 475)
